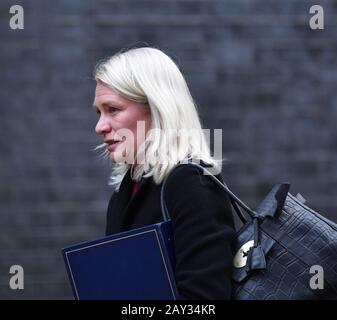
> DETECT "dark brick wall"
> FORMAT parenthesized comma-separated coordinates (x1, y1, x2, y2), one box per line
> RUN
(0, 0, 336, 299)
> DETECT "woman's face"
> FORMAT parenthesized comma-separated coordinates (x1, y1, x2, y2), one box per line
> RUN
(93, 82, 152, 163)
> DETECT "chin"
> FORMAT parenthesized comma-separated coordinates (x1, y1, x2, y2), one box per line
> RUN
(109, 151, 135, 165)
(108, 153, 117, 163)
(109, 152, 122, 163)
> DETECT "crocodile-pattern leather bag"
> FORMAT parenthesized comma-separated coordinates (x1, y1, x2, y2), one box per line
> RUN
(161, 162, 337, 300)
(231, 187, 337, 300)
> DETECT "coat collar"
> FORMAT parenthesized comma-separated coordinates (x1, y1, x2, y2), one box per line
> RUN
(112, 159, 209, 214)
(111, 168, 151, 225)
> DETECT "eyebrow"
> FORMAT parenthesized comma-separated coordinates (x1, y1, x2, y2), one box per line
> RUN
(92, 101, 121, 110)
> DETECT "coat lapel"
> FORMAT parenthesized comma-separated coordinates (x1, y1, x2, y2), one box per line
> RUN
(106, 169, 133, 234)
(119, 175, 151, 230)
(107, 168, 152, 232)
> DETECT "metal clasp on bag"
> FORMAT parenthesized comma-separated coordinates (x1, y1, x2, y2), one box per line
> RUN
(233, 240, 254, 268)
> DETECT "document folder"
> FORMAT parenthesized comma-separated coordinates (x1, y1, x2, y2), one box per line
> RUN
(62, 220, 179, 300)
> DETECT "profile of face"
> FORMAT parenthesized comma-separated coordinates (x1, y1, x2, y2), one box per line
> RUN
(93, 82, 152, 163)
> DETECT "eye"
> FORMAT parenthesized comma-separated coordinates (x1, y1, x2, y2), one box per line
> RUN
(108, 106, 119, 113)
(96, 109, 101, 115)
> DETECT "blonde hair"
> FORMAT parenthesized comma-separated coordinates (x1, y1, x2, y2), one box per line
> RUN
(93, 47, 223, 191)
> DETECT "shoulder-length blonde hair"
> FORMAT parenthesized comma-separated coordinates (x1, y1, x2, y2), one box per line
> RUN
(93, 47, 222, 191)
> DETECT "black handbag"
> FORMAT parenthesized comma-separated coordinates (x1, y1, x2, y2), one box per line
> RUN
(161, 162, 337, 300)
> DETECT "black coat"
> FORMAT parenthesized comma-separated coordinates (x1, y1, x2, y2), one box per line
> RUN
(106, 163, 236, 299)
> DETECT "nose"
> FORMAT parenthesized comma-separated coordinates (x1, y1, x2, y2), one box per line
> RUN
(95, 115, 112, 135)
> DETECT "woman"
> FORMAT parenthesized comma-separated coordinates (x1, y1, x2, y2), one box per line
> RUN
(92, 47, 235, 299)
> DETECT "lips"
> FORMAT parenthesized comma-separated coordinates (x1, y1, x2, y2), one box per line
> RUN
(105, 140, 122, 152)
(104, 139, 120, 145)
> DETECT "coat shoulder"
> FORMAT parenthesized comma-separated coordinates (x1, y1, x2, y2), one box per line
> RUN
(162, 163, 232, 221)
(164, 163, 225, 194)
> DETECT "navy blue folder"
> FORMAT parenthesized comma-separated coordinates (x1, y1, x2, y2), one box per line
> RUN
(62, 221, 179, 300)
